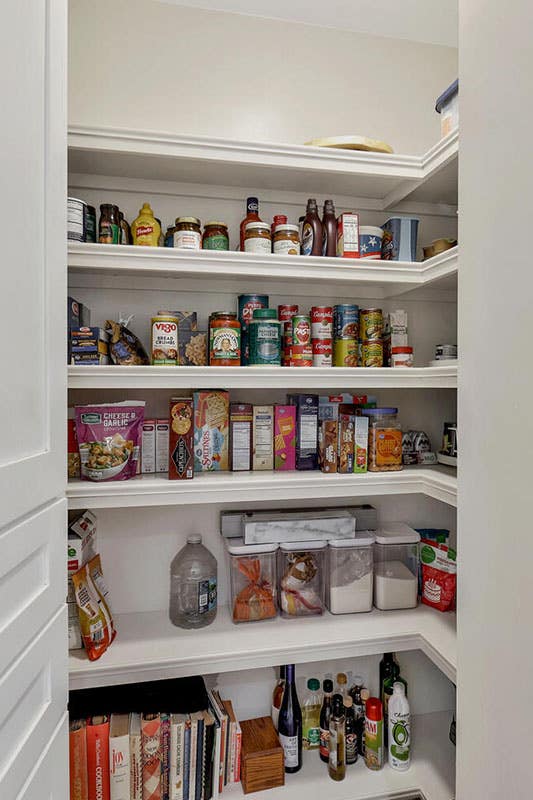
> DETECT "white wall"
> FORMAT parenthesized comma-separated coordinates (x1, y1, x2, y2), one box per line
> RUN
(457, 1, 533, 797)
(68, 0, 457, 154)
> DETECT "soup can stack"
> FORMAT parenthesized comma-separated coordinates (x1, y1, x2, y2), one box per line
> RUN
(360, 308, 384, 367)
(291, 314, 312, 366)
(311, 306, 333, 367)
(278, 305, 299, 366)
(333, 304, 359, 367)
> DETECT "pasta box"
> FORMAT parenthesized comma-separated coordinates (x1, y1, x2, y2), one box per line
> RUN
(287, 394, 319, 470)
(240, 716, 284, 794)
(274, 405, 296, 470)
(193, 390, 229, 471)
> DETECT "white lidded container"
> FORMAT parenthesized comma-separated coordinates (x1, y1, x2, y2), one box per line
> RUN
(226, 539, 278, 624)
(373, 523, 420, 610)
(278, 540, 326, 618)
(326, 533, 375, 614)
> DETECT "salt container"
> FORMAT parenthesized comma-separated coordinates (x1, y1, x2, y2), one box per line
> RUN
(326, 533, 375, 614)
(373, 524, 420, 610)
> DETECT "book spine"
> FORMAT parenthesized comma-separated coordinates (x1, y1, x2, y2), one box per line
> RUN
(202, 723, 215, 800)
(183, 721, 191, 800)
(87, 721, 110, 800)
(228, 723, 235, 785)
(189, 718, 198, 800)
(194, 719, 205, 800)
(110, 732, 130, 800)
(131, 731, 143, 800)
(170, 720, 185, 800)
(161, 714, 171, 800)
(69, 724, 88, 800)
(142, 715, 162, 800)
(217, 716, 226, 795)
(232, 726, 242, 784)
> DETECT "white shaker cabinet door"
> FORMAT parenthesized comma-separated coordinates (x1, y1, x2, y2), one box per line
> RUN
(0, 0, 67, 799)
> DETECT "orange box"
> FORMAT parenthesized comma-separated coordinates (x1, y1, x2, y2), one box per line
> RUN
(274, 405, 296, 470)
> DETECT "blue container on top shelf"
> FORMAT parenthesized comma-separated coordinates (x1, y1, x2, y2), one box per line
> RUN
(381, 216, 419, 262)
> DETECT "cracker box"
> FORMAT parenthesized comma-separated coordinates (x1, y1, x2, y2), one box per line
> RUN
(318, 399, 339, 473)
(193, 391, 229, 471)
(338, 404, 355, 474)
(141, 419, 156, 473)
(230, 403, 253, 471)
(274, 405, 296, 471)
(253, 405, 274, 471)
(354, 415, 369, 473)
(169, 398, 194, 480)
(156, 419, 170, 472)
(336, 213, 360, 258)
(288, 394, 319, 470)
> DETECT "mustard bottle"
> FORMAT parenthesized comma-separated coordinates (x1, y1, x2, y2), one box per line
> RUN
(131, 202, 161, 247)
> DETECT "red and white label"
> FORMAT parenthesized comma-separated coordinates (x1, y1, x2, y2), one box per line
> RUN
(312, 339, 332, 367)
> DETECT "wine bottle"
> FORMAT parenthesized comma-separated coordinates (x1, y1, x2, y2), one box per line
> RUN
(278, 664, 302, 773)
(319, 679, 333, 763)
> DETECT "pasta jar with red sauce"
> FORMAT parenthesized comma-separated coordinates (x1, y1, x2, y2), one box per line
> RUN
(209, 312, 241, 365)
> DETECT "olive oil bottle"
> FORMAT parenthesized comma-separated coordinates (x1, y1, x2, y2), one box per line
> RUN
(328, 694, 346, 781)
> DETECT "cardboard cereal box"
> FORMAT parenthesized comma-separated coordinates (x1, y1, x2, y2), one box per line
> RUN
(338, 404, 355, 473)
(193, 391, 229, 471)
(354, 415, 369, 473)
(274, 405, 296, 470)
(253, 405, 274, 470)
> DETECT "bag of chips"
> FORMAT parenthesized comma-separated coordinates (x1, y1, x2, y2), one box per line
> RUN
(72, 554, 116, 661)
(420, 538, 457, 612)
(105, 316, 149, 365)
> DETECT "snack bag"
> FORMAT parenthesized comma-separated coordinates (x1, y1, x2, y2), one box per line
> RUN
(420, 538, 457, 612)
(75, 401, 145, 481)
(105, 316, 149, 365)
(72, 554, 116, 660)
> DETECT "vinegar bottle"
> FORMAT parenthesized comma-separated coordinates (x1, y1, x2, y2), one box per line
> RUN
(328, 694, 346, 781)
(169, 534, 217, 628)
(319, 679, 333, 763)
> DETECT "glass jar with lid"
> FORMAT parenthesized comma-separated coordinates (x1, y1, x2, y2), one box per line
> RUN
(209, 312, 241, 366)
(373, 523, 420, 610)
(278, 541, 326, 618)
(174, 217, 202, 250)
(361, 407, 403, 472)
(226, 539, 278, 623)
(273, 224, 300, 256)
(244, 221, 271, 254)
(202, 221, 229, 251)
(326, 533, 375, 614)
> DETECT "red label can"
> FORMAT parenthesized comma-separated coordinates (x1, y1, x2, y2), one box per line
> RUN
(292, 315, 311, 345)
(291, 344, 313, 367)
(312, 339, 332, 367)
(278, 304, 299, 322)
(283, 321, 293, 366)
(311, 306, 333, 339)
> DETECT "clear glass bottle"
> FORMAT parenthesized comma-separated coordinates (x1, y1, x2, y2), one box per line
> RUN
(328, 694, 346, 781)
(169, 534, 217, 629)
(302, 678, 321, 750)
(336, 672, 348, 700)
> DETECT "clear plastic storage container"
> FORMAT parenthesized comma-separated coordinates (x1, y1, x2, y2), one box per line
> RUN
(373, 523, 420, 610)
(362, 407, 403, 472)
(279, 541, 326, 617)
(226, 539, 278, 623)
(326, 533, 375, 614)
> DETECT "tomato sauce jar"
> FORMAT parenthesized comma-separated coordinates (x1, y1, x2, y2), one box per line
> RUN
(209, 312, 241, 365)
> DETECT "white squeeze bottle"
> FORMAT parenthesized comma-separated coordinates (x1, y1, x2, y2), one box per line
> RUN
(388, 682, 411, 770)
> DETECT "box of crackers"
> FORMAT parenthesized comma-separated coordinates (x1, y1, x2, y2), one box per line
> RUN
(193, 390, 229, 471)
(338, 404, 355, 474)
(169, 398, 194, 480)
(253, 405, 274, 471)
(274, 405, 296, 470)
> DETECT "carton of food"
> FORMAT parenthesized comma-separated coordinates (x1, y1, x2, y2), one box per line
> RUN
(274, 405, 296, 470)
(288, 394, 319, 470)
(230, 403, 253, 471)
(253, 405, 274, 470)
(141, 419, 156, 473)
(156, 419, 170, 472)
(169, 398, 194, 479)
(193, 391, 229, 471)
(178, 329, 208, 366)
(336, 213, 360, 258)
(354, 415, 369, 473)
(338, 404, 355, 473)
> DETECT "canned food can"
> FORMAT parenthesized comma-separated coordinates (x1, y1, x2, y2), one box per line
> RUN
(151, 315, 179, 365)
(333, 339, 358, 367)
(85, 205, 97, 243)
(360, 308, 383, 341)
(291, 344, 313, 367)
(278, 304, 298, 322)
(361, 339, 384, 367)
(312, 339, 332, 367)
(435, 344, 457, 360)
(68, 197, 86, 242)
(283, 321, 293, 365)
(333, 304, 359, 340)
(292, 315, 311, 345)
(238, 295, 268, 364)
(311, 306, 333, 339)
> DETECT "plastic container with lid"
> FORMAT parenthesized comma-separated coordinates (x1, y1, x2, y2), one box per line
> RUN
(174, 217, 202, 250)
(359, 226, 383, 259)
(244, 221, 271, 254)
(278, 540, 326, 617)
(362, 408, 403, 472)
(373, 523, 420, 610)
(226, 539, 278, 623)
(273, 224, 300, 256)
(248, 308, 281, 366)
(326, 533, 375, 614)
(391, 346, 413, 367)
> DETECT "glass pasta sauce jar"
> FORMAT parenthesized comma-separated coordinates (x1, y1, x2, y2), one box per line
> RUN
(202, 221, 229, 251)
(209, 312, 241, 365)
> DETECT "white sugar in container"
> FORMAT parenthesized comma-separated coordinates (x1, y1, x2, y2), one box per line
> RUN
(373, 523, 420, 610)
(326, 533, 375, 614)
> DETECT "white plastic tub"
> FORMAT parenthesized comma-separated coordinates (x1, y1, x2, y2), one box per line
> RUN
(373, 523, 420, 610)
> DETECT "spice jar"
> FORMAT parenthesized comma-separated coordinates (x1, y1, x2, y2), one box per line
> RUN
(209, 312, 241, 365)
(244, 221, 271, 254)
(278, 541, 326, 617)
(226, 539, 278, 623)
(174, 217, 201, 250)
(326, 534, 375, 614)
(273, 224, 300, 256)
(362, 407, 403, 472)
(248, 308, 281, 366)
(373, 523, 420, 610)
(202, 221, 229, 251)
(98, 203, 120, 244)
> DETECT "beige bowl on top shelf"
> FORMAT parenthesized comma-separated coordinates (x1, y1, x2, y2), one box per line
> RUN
(423, 238, 457, 260)
(304, 135, 394, 154)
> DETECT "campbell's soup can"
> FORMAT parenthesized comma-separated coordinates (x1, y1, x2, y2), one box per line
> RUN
(333, 338, 358, 367)
(360, 308, 383, 341)
(278, 304, 299, 322)
(334, 304, 359, 340)
(151, 315, 179, 365)
(312, 339, 332, 367)
(292, 315, 311, 346)
(361, 339, 384, 367)
(291, 344, 313, 367)
(311, 306, 333, 339)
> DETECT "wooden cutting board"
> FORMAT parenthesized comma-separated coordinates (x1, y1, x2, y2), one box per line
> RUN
(305, 135, 394, 154)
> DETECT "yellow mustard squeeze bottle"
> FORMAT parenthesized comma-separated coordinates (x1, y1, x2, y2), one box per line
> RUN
(131, 202, 161, 247)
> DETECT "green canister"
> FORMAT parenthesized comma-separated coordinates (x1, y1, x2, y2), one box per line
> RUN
(248, 308, 281, 366)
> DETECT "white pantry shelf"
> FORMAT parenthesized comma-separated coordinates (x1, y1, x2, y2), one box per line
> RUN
(67, 364, 458, 390)
(66, 466, 457, 510)
(69, 604, 456, 689)
(67, 243, 458, 299)
(68, 126, 457, 208)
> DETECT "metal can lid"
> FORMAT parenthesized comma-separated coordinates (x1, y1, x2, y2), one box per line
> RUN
(204, 221, 228, 228)
(245, 221, 270, 232)
(274, 224, 299, 233)
(177, 216, 201, 225)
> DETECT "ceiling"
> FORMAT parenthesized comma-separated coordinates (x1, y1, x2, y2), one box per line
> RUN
(159, 0, 458, 48)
